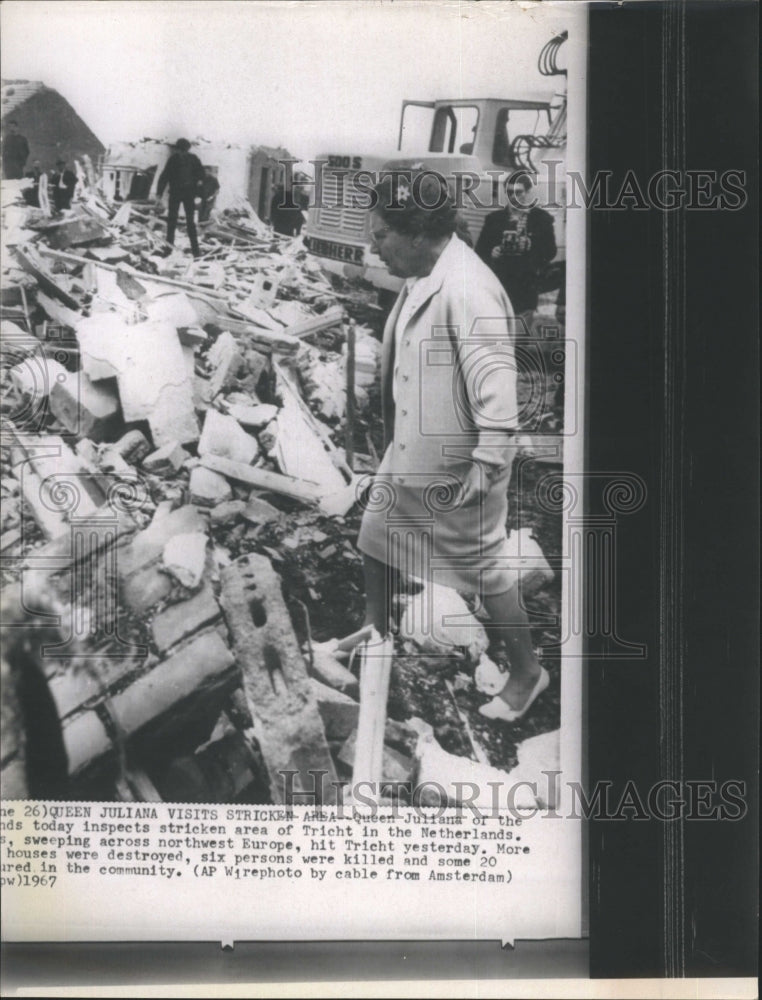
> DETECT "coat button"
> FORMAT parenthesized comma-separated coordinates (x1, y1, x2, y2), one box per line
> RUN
(399, 443, 406, 450)
(400, 408, 408, 416)
(402, 374, 409, 382)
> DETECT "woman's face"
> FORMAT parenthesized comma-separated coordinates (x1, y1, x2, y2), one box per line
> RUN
(369, 213, 424, 278)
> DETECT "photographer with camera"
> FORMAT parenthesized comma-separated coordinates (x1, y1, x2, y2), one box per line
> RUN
(476, 172, 557, 319)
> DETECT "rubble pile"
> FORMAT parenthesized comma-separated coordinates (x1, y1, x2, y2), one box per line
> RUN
(1, 171, 560, 807)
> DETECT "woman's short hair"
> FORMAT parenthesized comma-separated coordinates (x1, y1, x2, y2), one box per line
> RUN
(371, 171, 457, 239)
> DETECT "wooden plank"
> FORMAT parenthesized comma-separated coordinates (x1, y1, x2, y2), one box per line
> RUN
(219, 553, 339, 805)
(199, 454, 323, 504)
(283, 304, 345, 340)
(13, 246, 81, 310)
(351, 631, 394, 798)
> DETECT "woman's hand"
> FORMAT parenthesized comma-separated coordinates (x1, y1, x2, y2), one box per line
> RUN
(460, 460, 509, 506)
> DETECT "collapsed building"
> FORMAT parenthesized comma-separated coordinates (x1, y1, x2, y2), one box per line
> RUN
(101, 138, 298, 221)
(0, 153, 563, 809)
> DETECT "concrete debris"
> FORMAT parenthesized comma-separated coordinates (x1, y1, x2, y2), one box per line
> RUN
(242, 496, 281, 526)
(189, 465, 233, 506)
(198, 408, 259, 465)
(414, 731, 538, 811)
(143, 440, 190, 474)
(223, 401, 278, 429)
(400, 583, 489, 660)
(113, 428, 152, 464)
(161, 530, 208, 590)
(219, 553, 339, 804)
(206, 330, 244, 399)
(49, 367, 122, 442)
(308, 639, 360, 698)
(209, 499, 246, 526)
(474, 652, 508, 695)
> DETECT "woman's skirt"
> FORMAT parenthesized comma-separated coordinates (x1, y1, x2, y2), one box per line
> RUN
(357, 465, 514, 596)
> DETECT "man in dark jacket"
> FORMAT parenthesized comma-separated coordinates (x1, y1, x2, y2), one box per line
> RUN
(50, 160, 77, 211)
(476, 173, 557, 317)
(2, 121, 30, 180)
(23, 160, 44, 207)
(156, 138, 205, 256)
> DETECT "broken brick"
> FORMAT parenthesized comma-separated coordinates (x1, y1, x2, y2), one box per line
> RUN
(113, 429, 152, 464)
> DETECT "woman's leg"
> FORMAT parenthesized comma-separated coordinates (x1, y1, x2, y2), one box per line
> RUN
(362, 553, 398, 635)
(481, 583, 543, 710)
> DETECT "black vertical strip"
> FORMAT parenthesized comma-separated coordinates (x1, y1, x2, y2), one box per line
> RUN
(588, 2, 665, 977)
(588, 0, 759, 980)
(659, 0, 687, 979)
(681, 0, 759, 978)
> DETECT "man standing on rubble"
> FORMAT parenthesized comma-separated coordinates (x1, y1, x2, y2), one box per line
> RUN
(2, 120, 30, 180)
(156, 138, 205, 257)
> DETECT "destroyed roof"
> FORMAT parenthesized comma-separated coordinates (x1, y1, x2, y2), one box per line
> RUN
(103, 139, 173, 169)
(1, 79, 47, 120)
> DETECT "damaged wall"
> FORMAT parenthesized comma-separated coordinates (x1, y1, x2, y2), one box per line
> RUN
(100, 138, 295, 218)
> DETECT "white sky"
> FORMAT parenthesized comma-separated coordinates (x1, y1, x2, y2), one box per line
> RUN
(1, 1, 575, 161)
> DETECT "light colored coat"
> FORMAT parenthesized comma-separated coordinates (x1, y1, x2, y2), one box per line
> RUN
(377, 235, 519, 483)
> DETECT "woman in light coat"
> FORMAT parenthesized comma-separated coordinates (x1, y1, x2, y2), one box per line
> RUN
(356, 174, 548, 722)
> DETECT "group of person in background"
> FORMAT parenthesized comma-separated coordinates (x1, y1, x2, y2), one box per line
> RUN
(2, 120, 77, 211)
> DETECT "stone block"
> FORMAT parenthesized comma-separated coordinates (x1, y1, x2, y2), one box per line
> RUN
(311, 678, 359, 741)
(209, 500, 246, 526)
(162, 531, 207, 590)
(117, 504, 206, 578)
(198, 409, 259, 465)
(207, 331, 243, 398)
(242, 496, 281, 526)
(121, 564, 173, 614)
(48, 669, 104, 719)
(151, 582, 220, 654)
(113, 429, 152, 464)
(109, 630, 236, 736)
(189, 465, 232, 506)
(77, 317, 199, 446)
(49, 368, 121, 442)
(143, 441, 190, 475)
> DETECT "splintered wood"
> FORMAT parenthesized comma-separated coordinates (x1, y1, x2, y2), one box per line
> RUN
(219, 553, 340, 805)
